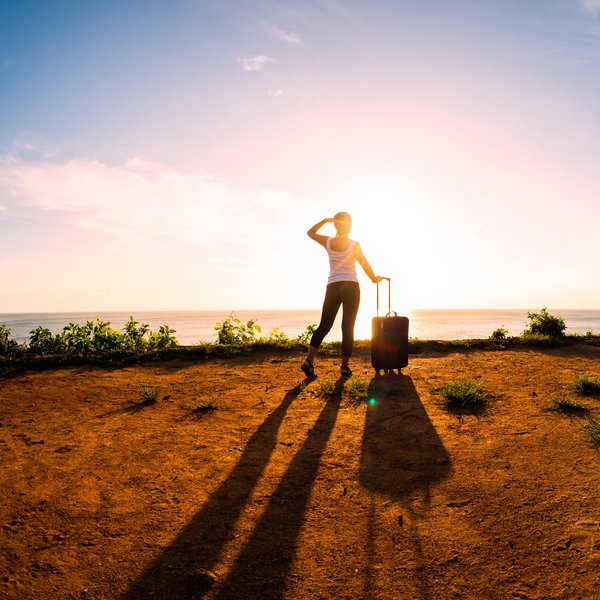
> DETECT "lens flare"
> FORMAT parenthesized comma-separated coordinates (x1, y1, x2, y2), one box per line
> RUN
(369, 398, 376, 407)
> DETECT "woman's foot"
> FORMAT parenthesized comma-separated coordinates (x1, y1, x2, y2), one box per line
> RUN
(340, 365, 352, 377)
(301, 358, 316, 380)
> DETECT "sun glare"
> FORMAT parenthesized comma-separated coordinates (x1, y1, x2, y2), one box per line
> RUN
(330, 175, 436, 315)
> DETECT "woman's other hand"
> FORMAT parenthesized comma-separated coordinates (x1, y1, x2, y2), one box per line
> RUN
(372, 276, 384, 283)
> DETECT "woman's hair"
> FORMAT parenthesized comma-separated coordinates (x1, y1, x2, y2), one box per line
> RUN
(334, 212, 352, 233)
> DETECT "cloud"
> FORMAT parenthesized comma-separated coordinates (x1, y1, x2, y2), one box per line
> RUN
(236, 55, 274, 71)
(0, 156, 307, 257)
(264, 23, 301, 44)
(578, 0, 600, 15)
(267, 88, 284, 97)
(12, 138, 58, 159)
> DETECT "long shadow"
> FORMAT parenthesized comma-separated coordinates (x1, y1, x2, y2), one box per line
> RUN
(359, 373, 452, 600)
(122, 381, 310, 599)
(211, 378, 345, 599)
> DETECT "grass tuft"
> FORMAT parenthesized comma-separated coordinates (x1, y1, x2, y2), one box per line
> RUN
(140, 384, 161, 404)
(313, 379, 336, 397)
(191, 399, 218, 414)
(344, 378, 370, 402)
(584, 420, 600, 444)
(570, 374, 600, 395)
(549, 395, 586, 413)
(437, 379, 492, 407)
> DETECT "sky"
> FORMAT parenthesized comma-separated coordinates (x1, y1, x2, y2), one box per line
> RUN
(1, 0, 600, 314)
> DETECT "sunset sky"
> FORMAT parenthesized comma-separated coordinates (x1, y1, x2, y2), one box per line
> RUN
(1, 0, 600, 313)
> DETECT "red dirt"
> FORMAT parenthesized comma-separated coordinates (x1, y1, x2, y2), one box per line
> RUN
(1, 345, 599, 599)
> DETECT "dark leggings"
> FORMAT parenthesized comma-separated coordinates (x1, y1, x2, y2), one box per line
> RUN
(309, 281, 360, 357)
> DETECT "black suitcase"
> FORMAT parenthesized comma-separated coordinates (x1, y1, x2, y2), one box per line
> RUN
(371, 278, 409, 374)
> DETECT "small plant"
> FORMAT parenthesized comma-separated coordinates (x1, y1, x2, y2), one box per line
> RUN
(296, 323, 317, 346)
(489, 327, 508, 340)
(214, 314, 261, 345)
(437, 379, 492, 407)
(549, 395, 585, 412)
(0, 324, 23, 356)
(584, 420, 600, 444)
(140, 384, 161, 404)
(314, 379, 336, 397)
(148, 325, 179, 349)
(345, 378, 370, 402)
(268, 327, 289, 343)
(29, 326, 67, 354)
(570, 374, 600, 395)
(191, 399, 218, 413)
(523, 308, 566, 338)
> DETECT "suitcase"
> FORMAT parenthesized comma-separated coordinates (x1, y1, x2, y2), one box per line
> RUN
(371, 278, 409, 374)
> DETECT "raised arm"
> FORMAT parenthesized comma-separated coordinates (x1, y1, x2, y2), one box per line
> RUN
(355, 243, 383, 283)
(307, 218, 333, 247)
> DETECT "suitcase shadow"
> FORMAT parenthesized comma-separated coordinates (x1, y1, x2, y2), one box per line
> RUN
(359, 373, 451, 498)
(358, 373, 452, 600)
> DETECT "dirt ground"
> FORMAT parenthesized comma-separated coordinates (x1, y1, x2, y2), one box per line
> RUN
(1, 344, 599, 600)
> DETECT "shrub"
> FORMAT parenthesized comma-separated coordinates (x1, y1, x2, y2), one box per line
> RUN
(489, 327, 508, 340)
(0, 324, 23, 356)
(570, 374, 600, 395)
(29, 326, 67, 354)
(297, 323, 317, 346)
(268, 327, 289, 343)
(148, 325, 179, 349)
(27, 317, 179, 356)
(214, 314, 261, 345)
(523, 308, 566, 338)
(437, 379, 491, 407)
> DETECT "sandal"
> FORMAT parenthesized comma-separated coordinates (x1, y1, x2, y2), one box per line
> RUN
(301, 358, 316, 380)
(340, 366, 353, 377)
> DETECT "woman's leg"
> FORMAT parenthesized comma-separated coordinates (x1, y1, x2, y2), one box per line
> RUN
(340, 282, 360, 366)
(308, 283, 343, 353)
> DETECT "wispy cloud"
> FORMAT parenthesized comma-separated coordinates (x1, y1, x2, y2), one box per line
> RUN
(236, 55, 273, 71)
(12, 138, 58, 159)
(0, 156, 307, 254)
(267, 88, 284, 97)
(264, 22, 301, 44)
(578, 0, 600, 16)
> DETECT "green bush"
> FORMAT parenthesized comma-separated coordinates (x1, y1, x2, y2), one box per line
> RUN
(523, 308, 566, 338)
(27, 317, 178, 356)
(489, 327, 508, 340)
(214, 314, 261, 345)
(29, 326, 67, 354)
(0, 324, 23, 357)
(297, 323, 317, 346)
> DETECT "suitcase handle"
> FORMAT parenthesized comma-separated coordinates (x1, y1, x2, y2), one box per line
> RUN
(376, 277, 391, 317)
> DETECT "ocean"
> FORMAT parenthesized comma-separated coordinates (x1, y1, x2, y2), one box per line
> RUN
(2, 309, 599, 346)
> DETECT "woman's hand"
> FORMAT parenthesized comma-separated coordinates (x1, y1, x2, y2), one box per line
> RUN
(372, 276, 384, 283)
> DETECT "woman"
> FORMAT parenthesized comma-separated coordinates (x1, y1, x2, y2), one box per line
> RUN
(301, 212, 382, 379)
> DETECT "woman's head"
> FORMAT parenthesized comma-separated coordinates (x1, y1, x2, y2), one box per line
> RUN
(333, 211, 352, 235)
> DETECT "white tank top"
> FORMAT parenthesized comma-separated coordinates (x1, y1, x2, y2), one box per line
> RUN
(326, 237, 358, 285)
